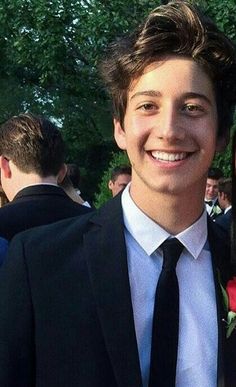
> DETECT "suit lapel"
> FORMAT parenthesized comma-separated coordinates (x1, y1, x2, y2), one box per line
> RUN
(208, 219, 231, 387)
(84, 195, 142, 387)
(83, 206, 232, 387)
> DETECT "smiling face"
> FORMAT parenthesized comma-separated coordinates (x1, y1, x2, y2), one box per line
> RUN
(114, 57, 223, 207)
(205, 178, 219, 201)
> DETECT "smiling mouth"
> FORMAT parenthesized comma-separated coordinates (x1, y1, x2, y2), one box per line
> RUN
(150, 151, 190, 162)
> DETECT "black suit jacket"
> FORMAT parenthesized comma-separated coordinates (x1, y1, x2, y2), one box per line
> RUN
(215, 208, 232, 234)
(205, 198, 223, 220)
(0, 184, 91, 240)
(0, 194, 235, 387)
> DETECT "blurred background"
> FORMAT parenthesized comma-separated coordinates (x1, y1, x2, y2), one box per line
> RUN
(0, 0, 235, 205)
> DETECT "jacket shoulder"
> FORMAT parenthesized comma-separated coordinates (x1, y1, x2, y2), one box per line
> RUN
(13, 211, 96, 246)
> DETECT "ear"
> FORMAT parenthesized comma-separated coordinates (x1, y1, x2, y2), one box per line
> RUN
(114, 119, 127, 150)
(57, 163, 67, 184)
(0, 156, 11, 178)
(108, 180, 113, 191)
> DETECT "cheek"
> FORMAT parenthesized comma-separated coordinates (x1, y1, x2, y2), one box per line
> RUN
(126, 129, 151, 156)
(197, 121, 217, 151)
(124, 113, 152, 136)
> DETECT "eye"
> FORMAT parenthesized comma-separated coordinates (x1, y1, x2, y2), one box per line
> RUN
(137, 103, 157, 112)
(182, 103, 205, 115)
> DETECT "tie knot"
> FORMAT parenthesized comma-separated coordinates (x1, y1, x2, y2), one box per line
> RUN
(160, 238, 184, 270)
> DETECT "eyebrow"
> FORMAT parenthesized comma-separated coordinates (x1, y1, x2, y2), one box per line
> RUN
(182, 92, 213, 106)
(130, 90, 213, 105)
(130, 90, 161, 100)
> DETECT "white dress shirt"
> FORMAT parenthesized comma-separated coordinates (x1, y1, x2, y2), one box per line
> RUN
(122, 185, 218, 387)
(205, 197, 217, 215)
(224, 205, 232, 214)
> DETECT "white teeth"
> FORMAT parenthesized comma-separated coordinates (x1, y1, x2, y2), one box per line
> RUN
(151, 151, 187, 161)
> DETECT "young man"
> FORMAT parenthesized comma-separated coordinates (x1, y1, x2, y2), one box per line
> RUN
(108, 164, 131, 197)
(0, 113, 91, 240)
(0, 2, 236, 386)
(205, 167, 224, 219)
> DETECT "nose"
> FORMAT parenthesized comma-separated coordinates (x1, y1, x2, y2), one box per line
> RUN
(155, 104, 185, 141)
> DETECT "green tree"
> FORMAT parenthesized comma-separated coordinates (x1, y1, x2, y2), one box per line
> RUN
(0, 0, 159, 200)
(0, 0, 234, 199)
(212, 125, 236, 177)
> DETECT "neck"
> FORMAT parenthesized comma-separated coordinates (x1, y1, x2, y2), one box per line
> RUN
(8, 173, 58, 201)
(129, 183, 205, 235)
(205, 197, 217, 203)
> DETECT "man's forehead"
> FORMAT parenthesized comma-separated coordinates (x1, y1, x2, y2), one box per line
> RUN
(115, 173, 131, 183)
(207, 178, 219, 186)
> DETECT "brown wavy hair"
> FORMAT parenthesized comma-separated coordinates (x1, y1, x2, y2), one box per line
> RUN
(101, 1, 236, 139)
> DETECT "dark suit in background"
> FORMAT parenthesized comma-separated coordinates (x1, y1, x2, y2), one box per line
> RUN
(205, 198, 223, 220)
(0, 237, 8, 265)
(0, 184, 92, 241)
(0, 195, 235, 387)
(215, 208, 232, 234)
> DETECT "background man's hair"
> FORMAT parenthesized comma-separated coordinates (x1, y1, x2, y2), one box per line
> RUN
(0, 112, 65, 176)
(218, 177, 232, 202)
(110, 165, 131, 182)
(207, 167, 223, 180)
(101, 0, 236, 139)
(66, 163, 81, 188)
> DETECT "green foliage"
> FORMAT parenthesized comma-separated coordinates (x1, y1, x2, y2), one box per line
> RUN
(213, 144, 232, 177)
(94, 151, 130, 208)
(0, 0, 234, 197)
(197, 0, 236, 40)
(0, 0, 160, 199)
(213, 124, 236, 177)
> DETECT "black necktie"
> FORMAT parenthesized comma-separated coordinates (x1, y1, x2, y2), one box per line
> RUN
(148, 238, 184, 387)
(205, 200, 213, 206)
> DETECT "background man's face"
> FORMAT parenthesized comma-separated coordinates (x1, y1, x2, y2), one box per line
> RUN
(205, 178, 219, 201)
(109, 173, 131, 197)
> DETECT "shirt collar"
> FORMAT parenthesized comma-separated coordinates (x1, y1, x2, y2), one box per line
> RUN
(224, 205, 232, 214)
(121, 184, 208, 259)
(204, 197, 217, 206)
(21, 183, 59, 189)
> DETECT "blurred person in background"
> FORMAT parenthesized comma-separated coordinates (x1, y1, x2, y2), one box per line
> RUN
(108, 165, 131, 197)
(0, 113, 91, 241)
(215, 178, 232, 233)
(205, 167, 223, 219)
(64, 163, 91, 207)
